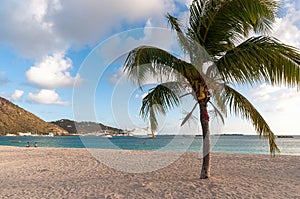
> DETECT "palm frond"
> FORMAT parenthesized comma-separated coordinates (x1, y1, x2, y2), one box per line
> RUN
(181, 102, 198, 126)
(188, 0, 278, 56)
(124, 46, 205, 87)
(210, 83, 227, 116)
(180, 92, 195, 99)
(217, 36, 300, 87)
(140, 83, 180, 135)
(208, 101, 225, 125)
(224, 85, 279, 154)
(166, 13, 191, 55)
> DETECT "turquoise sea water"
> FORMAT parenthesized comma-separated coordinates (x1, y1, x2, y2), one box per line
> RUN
(0, 135, 299, 155)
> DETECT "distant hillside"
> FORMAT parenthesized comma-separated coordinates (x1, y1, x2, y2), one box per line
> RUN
(51, 119, 123, 135)
(0, 97, 68, 135)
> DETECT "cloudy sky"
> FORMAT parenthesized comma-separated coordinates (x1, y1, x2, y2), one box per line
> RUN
(0, 0, 299, 135)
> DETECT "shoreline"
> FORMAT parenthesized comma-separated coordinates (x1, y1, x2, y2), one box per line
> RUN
(1, 146, 299, 198)
(0, 145, 299, 157)
(0, 145, 300, 157)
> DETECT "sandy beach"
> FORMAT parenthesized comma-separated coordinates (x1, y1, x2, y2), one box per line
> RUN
(0, 146, 299, 198)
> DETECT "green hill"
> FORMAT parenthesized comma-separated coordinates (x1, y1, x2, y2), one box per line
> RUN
(0, 97, 68, 135)
(51, 119, 123, 135)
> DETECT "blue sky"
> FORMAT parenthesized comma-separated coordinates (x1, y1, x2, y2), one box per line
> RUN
(0, 0, 300, 135)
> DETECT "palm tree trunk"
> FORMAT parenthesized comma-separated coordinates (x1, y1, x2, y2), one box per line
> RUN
(199, 102, 211, 179)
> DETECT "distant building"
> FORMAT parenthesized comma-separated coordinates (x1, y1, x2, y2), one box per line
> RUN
(6, 133, 17, 136)
(18, 132, 32, 136)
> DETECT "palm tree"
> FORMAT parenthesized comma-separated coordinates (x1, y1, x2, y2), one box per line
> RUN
(124, 0, 300, 179)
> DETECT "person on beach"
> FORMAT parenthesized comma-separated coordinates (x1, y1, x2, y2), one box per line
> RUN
(34, 142, 38, 147)
(26, 142, 30, 148)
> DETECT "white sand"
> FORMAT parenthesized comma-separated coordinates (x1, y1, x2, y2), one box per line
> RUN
(0, 146, 299, 198)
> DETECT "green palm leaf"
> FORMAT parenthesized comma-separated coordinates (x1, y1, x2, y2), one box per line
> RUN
(180, 102, 198, 126)
(188, 0, 278, 55)
(224, 84, 280, 154)
(124, 46, 206, 87)
(140, 83, 181, 136)
(217, 36, 300, 87)
(166, 13, 192, 56)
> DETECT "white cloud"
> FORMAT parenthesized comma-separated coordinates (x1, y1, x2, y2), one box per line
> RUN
(264, 105, 283, 113)
(47, 0, 175, 45)
(1, 0, 298, 59)
(252, 83, 300, 112)
(27, 89, 68, 105)
(0, 0, 66, 58)
(254, 94, 271, 103)
(11, 90, 24, 101)
(271, 0, 300, 48)
(0, 0, 179, 58)
(251, 83, 281, 99)
(26, 53, 82, 89)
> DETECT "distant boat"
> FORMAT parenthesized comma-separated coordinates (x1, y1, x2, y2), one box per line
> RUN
(9, 140, 21, 143)
(103, 134, 112, 138)
(277, 135, 294, 138)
